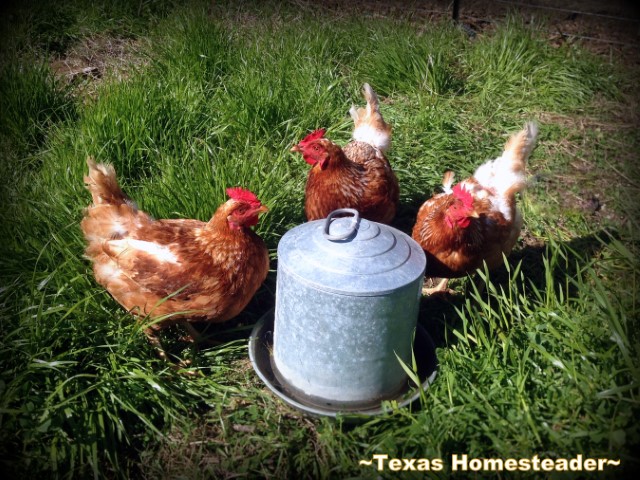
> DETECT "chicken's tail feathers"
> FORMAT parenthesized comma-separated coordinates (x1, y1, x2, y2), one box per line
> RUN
(441, 170, 455, 193)
(349, 83, 380, 121)
(84, 157, 134, 207)
(350, 83, 392, 153)
(362, 83, 380, 114)
(348, 104, 359, 123)
(503, 121, 539, 173)
(472, 122, 539, 196)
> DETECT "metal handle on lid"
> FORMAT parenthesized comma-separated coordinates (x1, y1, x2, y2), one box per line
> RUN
(323, 208, 360, 241)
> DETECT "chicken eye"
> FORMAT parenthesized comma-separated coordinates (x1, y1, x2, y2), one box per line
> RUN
(312, 145, 320, 152)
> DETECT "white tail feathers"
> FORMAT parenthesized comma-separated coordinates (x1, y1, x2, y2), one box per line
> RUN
(350, 83, 392, 153)
(441, 170, 455, 193)
(348, 104, 359, 123)
(502, 121, 538, 173)
(349, 83, 380, 121)
(472, 122, 539, 197)
(362, 83, 380, 115)
(84, 157, 133, 207)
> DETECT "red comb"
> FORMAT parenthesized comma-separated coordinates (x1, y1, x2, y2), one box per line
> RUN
(452, 183, 473, 207)
(299, 129, 326, 145)
(226, 187, 261, 204)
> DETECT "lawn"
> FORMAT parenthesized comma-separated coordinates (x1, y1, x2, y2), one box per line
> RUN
(0, 0, 638, 478)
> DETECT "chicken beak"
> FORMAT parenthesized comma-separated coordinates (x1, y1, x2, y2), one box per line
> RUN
(290, 144, 301, 153)
(257, 204, 269, 215)
(470, 211, 480, 218)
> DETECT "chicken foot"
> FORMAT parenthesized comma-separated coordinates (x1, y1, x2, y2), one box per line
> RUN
(144, 327, 200, 376)
(422, 277, 458, 296)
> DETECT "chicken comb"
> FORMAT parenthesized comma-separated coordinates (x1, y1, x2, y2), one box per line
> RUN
(452, 183, 474, 208)
(226, 187, 261, 205)
(299, 129, 326, 145)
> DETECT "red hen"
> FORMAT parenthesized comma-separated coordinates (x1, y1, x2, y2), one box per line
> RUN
(81, 158, 270, 356)
(291, 84, 399, 223)
(412, 123, 538, 294)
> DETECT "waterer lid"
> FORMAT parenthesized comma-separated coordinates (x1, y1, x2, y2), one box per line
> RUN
(277, 209, 426, 296)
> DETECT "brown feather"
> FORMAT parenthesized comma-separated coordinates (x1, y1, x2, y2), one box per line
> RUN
(412, 123, 538, 283)
(81, 158, 269, 332)
(303, 139, 399, 223)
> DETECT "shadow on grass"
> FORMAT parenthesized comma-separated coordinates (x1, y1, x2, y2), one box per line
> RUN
(416, 228, 616, 352)
(493, 228, 615, 300)
(391, 194, 429, 237)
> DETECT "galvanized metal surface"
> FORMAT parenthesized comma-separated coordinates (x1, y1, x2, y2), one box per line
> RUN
(272, 209, 426, 406)
(276, 209, 426, 296)
(249, 309, 438, 418)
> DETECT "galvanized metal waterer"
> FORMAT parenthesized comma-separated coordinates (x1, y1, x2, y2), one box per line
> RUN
(271, 208, 426, 409)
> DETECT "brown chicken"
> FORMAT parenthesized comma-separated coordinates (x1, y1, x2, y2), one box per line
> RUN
(412, 122, 538, 294)
(81, 158, 269, 357)
(291, 84, 399, 223)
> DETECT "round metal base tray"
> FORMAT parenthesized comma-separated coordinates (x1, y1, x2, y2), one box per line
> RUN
(248, 309, 438, 418)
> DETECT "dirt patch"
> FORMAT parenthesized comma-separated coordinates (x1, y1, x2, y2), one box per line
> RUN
(308, 0, 639, 64)
(50, 35, 147, 97)
(460, 0, 640, 62)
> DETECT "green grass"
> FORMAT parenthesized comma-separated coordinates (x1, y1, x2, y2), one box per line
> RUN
(1, 0, 638, 478)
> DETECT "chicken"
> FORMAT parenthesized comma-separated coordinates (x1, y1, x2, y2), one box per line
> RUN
(291, 84, 399, 224)
(81, 158, 270, 358)
(411, 122, 538, 294)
